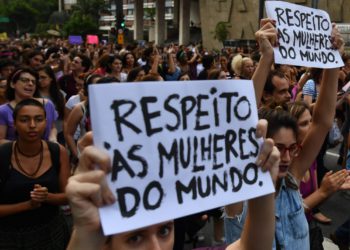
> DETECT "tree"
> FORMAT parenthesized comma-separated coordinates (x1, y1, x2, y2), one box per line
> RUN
(63, 0, 107, 36)
(63, 12, 99, 37)
(0, 0, 57, 35)
(213, 21, 231, 47)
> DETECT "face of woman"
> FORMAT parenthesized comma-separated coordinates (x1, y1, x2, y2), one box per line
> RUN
(109, 221, 174, 250)
(241, 59, 254, 79)
(38, 70, 52, 90)
(112, 59, 123, 73)
(12, 72, 37, 99)
(14, 105, 46, 141)
(297, 110, 312, 144)
(126, 54, 135, 66)
(30, 55, 44, 70)
(135, 70, 146, 82)
(272, 127, 299, 178)
(220, 57, 227, 69)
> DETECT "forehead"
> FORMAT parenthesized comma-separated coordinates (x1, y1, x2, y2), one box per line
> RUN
(20, 72, 35, 79)
(272, 76, 289, 90)
(272, 127, 296, 144)
(17, 105, 45, 115)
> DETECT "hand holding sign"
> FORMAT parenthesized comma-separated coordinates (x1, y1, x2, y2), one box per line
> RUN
(89, 80, 275, 235)
(255, 18, 278, 56)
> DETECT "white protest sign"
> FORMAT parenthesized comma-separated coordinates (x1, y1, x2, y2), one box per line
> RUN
(265, 1, 344, 68)
(89, 80, 275, 236)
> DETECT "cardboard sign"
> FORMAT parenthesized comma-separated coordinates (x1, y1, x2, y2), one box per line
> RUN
(265, 1, 344, 68)
(86, 35, 99, 44)
(89, 80, 275, 235)
(68, 35, 83, 45)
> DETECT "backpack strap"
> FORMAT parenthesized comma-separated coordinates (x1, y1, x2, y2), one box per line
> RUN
(0, 142, 14, 189)
(46, 141, 60, 172)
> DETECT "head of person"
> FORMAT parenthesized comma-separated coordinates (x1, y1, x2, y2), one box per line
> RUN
(6, 67, 40, 101)
(127, 67, 146, 82)
(201, 55, 215, 70)
(96, 53, 111, 71)
(123, 52, 137, 68)
(105, 221, 174, 250)
(219, 55, 228, 71)
(106, 55, 123, 74)
(240, 57, 254, 79)
(141, 73, 163, 82)
(143, 47, 157, 64)
(231, 55, 254, 79)
(178, 72, 190, 81)
(288, 101, 312, 144)
(207, 69, 227, 80)
(309, 68, 323, 84)
(71, 54, 92, 73)
(343, 54, 350, 69)
(25, 50, 44, 70)
(259, 108, 300, 179)
(176, 50, 188, 65)
(37, 65, 57, 91)
(262, 70, 291, 106)
(13, 98, 46, 141)
(0, 59, 16, 79)
(83, 74, 103, 97)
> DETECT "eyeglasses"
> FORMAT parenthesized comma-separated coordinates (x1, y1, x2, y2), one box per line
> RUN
(19, 77, 36, 85)
(275, 143, 302, 158)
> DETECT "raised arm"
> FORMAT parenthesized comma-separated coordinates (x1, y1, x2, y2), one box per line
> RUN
(66, 146, 114, 250)
(291, 24, 344, 180)
(227, 120, 280, 250)
(252, 18, 277, 105)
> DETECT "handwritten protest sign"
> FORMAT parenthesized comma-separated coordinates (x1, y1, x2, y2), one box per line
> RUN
(89, 80, 275, 235)
(86, 35, 99, 44)
(265, 1, 344, 68)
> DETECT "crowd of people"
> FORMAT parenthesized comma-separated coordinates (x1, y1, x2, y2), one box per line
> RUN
(0, 17, 350, 250)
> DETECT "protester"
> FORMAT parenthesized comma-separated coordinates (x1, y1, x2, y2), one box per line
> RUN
(0, 99, 70, 249)
(0, 67, 57, 144)
(66, 118, 280, 250)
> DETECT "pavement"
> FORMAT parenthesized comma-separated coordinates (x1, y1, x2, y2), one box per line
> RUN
(183, 145, 350, 250)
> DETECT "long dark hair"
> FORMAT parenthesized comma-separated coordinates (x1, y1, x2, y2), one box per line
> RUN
(6, 67, 40, 101)
(37, 65, 65, 119)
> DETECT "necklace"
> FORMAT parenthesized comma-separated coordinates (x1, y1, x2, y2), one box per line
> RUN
(14, 141, 43, 177)
(16, 141, 42, 157)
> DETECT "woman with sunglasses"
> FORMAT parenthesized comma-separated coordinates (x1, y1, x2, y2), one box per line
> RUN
(0, 67, 58, 144)
(0, 99, 70, 249)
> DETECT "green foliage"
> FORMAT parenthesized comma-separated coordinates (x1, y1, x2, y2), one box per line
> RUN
(0, 0, 57, 34)
(63, 0, 107, 36)
(213, 21, 231, 46)
(63, 12, 99, 37)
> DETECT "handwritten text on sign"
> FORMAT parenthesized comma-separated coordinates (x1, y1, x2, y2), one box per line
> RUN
(89, 80, 275, 235)
(265, 1, 344, 68)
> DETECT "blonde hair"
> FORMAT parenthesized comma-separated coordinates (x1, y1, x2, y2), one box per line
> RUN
(231, 55, 252, 77)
